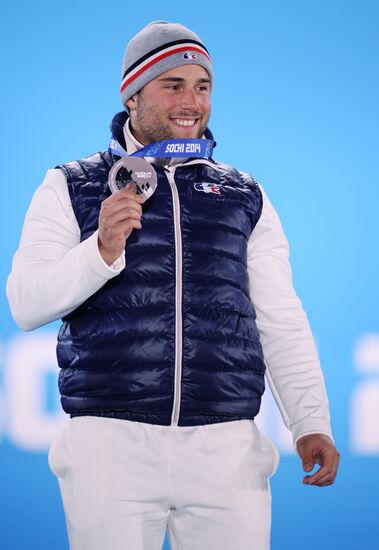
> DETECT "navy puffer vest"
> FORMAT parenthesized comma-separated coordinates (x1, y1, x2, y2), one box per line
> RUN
(56, 112, 266, 426)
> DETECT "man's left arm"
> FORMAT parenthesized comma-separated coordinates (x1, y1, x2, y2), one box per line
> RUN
(247, 185, 340, 486)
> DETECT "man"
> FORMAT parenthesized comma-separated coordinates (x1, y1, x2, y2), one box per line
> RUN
(7, 20, 339, 550)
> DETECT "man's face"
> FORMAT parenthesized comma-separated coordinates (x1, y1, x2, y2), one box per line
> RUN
(127, 64, 211, 144)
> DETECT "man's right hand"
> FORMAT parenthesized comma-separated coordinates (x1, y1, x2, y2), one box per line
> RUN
(98, 182, 146, 266)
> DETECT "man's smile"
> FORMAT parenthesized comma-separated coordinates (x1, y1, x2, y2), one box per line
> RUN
(170, 117, 199, 127)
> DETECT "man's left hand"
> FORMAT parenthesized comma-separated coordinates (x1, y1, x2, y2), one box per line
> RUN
(296, 434, 340, 487)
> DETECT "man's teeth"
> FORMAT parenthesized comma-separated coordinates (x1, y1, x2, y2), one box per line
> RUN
(172, 119, 196, 127)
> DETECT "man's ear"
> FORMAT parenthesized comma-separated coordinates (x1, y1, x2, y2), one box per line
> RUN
(126, 94, 139, 112)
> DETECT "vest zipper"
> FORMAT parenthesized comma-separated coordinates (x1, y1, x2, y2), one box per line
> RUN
(166, 166, 183, 426)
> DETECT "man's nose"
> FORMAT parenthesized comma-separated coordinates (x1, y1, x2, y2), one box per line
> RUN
(179, 88, 198, 110)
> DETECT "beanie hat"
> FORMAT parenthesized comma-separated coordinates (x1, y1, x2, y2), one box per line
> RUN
(121, 20, 212, 110)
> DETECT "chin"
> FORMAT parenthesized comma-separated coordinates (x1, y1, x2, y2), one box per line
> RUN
(173, 129, 203, 140)
(174, 132, 197, 140)
(169, 121, 205, 140)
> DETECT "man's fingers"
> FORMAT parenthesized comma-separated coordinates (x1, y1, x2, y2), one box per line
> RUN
(121, 184, 145, 202)
(100, 211, 143, 243)
(304, 469, 335, 486)
(297, 434, 340, 488)
(121, 218, 142, 233)
(125, 182, 137, 192)
(104, 206, 143, 226)
(303, 450, 339, 486)
(100, 188, 145, 227)
(104, 184, 145, 206)
(303, 463, 329, 485)
(316, 450, 340, 486)
(102, 195, 144, 215)
(301, 450, 315, 472)
(303, 460, 314, 472)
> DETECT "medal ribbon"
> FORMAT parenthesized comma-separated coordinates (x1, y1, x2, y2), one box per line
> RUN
(109, 135, 214, 159)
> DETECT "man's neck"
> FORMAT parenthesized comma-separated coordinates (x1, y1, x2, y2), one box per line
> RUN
(123, 118, 144, 155)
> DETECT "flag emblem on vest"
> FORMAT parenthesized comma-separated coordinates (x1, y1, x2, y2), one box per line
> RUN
(184, 52, 198, 60)
(194, 182, 221, 194)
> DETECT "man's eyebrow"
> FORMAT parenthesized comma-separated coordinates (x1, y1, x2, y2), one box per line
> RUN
(158, 77, 211, 84)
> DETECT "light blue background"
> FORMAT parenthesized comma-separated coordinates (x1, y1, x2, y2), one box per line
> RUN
(1, 1, 378, 548)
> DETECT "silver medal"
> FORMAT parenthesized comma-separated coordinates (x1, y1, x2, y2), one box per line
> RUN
(108, 157, 157, 200)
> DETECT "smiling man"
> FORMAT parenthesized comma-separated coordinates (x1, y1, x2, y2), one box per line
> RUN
(7, 20, 339, 550)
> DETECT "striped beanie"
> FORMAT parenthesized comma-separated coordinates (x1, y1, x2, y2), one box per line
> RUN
(121, 21, 212, 111)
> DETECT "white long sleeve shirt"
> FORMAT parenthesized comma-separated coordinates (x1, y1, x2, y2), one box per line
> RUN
(6, 124, 334, 450)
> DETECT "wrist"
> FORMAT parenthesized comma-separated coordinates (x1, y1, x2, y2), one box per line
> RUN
(98, 237, 121, 267)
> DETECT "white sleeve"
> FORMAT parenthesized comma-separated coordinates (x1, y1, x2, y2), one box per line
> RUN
(6, 168, 125, 331)
(247, 185, 334, 449)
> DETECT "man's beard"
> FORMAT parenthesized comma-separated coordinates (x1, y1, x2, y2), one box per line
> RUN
(133, 97, 209, 144)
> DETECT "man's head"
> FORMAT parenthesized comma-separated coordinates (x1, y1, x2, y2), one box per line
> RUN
(120, 21, 213, 143)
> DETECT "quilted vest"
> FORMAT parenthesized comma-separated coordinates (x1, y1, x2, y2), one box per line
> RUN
(55, 112, 266, 426)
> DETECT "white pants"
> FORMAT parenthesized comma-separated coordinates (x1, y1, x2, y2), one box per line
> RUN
(48, 416, 280, 550)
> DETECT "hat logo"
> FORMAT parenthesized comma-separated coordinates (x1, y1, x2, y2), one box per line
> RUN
(183, 52, 198, 60)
